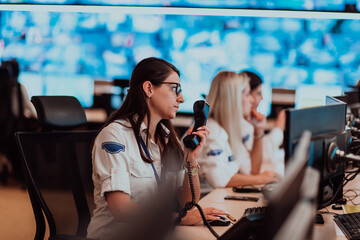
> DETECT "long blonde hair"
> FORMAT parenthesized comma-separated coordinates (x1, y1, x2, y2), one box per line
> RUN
(206, 71, 249, 155)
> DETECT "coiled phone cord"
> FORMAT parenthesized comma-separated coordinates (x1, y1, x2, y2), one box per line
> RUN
(175, 151, 220, 239)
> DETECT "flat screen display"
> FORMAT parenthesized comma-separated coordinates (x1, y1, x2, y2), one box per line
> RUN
(1, 6, 360, 112)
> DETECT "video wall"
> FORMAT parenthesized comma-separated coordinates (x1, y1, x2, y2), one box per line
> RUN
(0, 0, 359, 11)
(1, 6, 360, 113)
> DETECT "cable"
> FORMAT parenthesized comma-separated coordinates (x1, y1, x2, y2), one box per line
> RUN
(343, 189, 360, 205)
(320, 169, 360, 207)
(175, 150, 220, 239)
(345, 167, 360, 174)
(343, 168, 360, 186)
(186, 157, 196, 204)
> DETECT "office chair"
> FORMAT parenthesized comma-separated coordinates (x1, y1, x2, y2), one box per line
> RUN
(16, 96, 97, 240)
(0, 65, 24, 184)
(31, 96, 88, 132)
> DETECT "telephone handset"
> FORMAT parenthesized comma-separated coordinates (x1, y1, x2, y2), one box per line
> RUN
(251, 109, 264, 121)
(177, 100, 220, 239)
(183, 100, 210, 149)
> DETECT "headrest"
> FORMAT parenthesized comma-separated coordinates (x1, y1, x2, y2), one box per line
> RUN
(31, 96, 87, 131)
(0, 67, 10, 81)
(1, 59, 19, 79)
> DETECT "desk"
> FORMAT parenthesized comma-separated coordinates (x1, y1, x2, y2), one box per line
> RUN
(175, 188, 266, 240)
(175, 176, 360, 240)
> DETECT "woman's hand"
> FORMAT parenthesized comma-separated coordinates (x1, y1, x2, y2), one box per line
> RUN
(185, 125, 210, 165)
(251, 114, 266, 138)
(180, 207, 227, 225)
(275, 109, 286, 131)
(256, 170, 282, 184)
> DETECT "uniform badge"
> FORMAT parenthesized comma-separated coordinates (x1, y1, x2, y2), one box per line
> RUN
(207, 149, 223, 156)
(242, 134, 250, 143)
(102, 142, 125, 154)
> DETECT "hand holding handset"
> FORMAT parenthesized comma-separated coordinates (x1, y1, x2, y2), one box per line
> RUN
(178, 100, 224, 237)
(183, 100, 210, 149)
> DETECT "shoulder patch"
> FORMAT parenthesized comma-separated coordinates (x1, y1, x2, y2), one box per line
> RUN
(228, 155, 234, 162)
(242, 134, 250, 143)
(207, 149, 223, 156)
(102, 142, 125, 154)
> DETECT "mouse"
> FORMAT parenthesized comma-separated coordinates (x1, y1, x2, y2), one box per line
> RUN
(262, 182, 278, 199)
(207, 215, 231, 226)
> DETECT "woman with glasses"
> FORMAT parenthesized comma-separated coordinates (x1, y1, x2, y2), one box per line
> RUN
(197, 71, 281, 192)
(87, 57, 225, 239)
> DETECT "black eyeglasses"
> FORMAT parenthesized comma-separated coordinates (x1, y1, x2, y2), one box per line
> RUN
(157, 82, 182, 96)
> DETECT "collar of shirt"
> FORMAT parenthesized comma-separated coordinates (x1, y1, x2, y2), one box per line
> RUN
(139, 121, 170, 144)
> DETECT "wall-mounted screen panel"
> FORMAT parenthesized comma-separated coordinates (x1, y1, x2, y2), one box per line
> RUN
(0, 1, 357, 12)
(1, 7, 360, 112)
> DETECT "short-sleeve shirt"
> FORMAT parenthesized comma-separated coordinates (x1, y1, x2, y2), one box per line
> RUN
(87, 119, 183, 239)
(197, 119, 252, 189)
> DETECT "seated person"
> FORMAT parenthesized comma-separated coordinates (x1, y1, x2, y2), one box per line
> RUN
(242, 70, 285, 175)
(197, 71, 281, 191)
(87, 57, 225, 240)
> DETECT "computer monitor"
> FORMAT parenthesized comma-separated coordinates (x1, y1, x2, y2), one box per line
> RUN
(220, 131, 312, 240)
(19, 72, 95, 109)
(18, 72, 44, 98)
(3, 7, 360, 114)
(343, 90, 360, 118)
(284, 96, 347, 208)
(345, 90, 360, 106)
(294, 84, 342, 109)
(44, 74, 94, 108)
(259, 131, 312, 240)
(268, 167, 320, 240)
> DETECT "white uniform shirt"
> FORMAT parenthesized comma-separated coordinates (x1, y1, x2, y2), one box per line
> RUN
(87, 119, 183, 239)
(239, 120, 255, 175)
(261, 127, 285, 175)
(197, 119, 252, 190)
(241, 120, 285, 175)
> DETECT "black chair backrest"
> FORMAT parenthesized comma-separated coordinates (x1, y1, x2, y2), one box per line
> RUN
(0, 66, 23, 144)
(1, 59, 20, 80)
(31, 96, 87, 131)
(16, 130, 97, 239)
(0, 67, 12, 141)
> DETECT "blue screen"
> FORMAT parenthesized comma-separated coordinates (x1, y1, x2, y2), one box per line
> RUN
(2, 7, 360, 113)
(0, 0, 351, 11)
(44, 74, 94, 108)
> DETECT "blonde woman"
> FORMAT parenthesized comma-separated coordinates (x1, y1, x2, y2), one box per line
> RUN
(197, 71, 281, 190)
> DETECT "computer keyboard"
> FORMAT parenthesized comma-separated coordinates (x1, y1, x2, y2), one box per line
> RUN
(334, 212, 360, 240)
(242, 206, 268, 221)
(220, 206, 267, 240)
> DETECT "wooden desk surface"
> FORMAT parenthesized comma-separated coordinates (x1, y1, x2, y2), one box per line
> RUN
(175, 176, 360, 240)
(175, 188, 267, 240)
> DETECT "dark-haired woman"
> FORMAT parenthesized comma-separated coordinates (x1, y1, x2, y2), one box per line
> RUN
(242, 70, 285, 175)
(87, 57, 225, 239)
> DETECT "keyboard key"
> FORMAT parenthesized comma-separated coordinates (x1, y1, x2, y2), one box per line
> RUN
(334, 212, 360, 240)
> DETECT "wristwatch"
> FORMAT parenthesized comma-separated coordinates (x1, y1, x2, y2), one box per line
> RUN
(185, 163, 200, 176)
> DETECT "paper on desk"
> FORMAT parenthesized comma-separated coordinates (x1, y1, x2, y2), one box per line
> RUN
(334, 206, 346, 237)
(334, 205, 360, 237)
(334, 223, 345, 236)
(342, 205, 360, 214)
